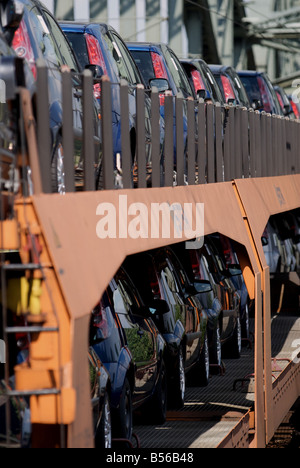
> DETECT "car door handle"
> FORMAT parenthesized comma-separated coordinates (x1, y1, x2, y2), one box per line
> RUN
(137, 330, 144, 337)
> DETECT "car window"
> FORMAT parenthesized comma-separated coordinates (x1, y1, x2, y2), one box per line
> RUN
(167, 251, 189, 292)
(43, 11, 79, 71)
(203, 65, 223, 103)
(90, 294, 122, 363)
(164, 48, 193, 98)
(25, 7, 61, 68)
(227, 69, 249, 107)
(104, 31, 140, 85)
(158, 260, 184, 307)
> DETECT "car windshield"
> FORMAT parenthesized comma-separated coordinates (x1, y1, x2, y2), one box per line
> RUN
(65, 31, 89, 70)
(129, 50, 155, 86)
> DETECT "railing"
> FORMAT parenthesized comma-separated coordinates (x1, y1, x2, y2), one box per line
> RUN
(34, 63, 300, 196)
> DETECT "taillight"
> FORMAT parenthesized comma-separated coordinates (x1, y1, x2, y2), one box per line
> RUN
(221, 75, 235, 103)
(85, 33, 107, 100)
(290, 100, 300, 119)
(151, 52, 168, 105)
(276, 91, 284, 111)
(12, 19, 37, 80)
(190, 69, 205, 94)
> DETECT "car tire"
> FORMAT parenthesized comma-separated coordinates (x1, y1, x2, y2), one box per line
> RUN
(114, 378, 133, 442)
(241, 302, 250, 340)
(95, 391, 112, 449)
(198, 334, 210, 387)
(169, 347, 186, 409)
(228, 316, 242, 359)
(210, 324, 222, 371)
(51, 139, 66, 194)
(149, 360, 167, 425)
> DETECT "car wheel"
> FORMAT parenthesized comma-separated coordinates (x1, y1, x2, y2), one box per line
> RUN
(170, 347, 186, 409)
(229, 316, 242, 359)
(95, 392, 112, 449)
(242, 303, 250, 340)
(210, 324, 222, 369)
(149, 360, 167, 425)
(114, 378, 133, 441)
(51, 140, 66, 194)
(198, 334, 210, 387)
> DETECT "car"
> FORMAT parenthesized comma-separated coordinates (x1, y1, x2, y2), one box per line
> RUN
(181, 58, 225, 105)
(61, 22, 165, 188)
(88, 347, 112, 448)
(125, 247, 209, 409)
(93, 268, 167, 433)
(209, 65, 250, 108)
(237, 70, 283, 115)
(191, 238, 242, 359)
(127, 42, 195, 181)
(274, 85, 295, 118)
(12, 0, 101, 193)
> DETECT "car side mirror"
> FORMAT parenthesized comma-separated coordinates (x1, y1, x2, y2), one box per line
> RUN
(147, 299, 170, 316)
(193, 280, 213, 294)
(85, 64, 104, 82)
(149, 78, 169, 93)
(197, 89, 207, 100)
(1, 0, 24, 46)
(252, 99, 263, 111)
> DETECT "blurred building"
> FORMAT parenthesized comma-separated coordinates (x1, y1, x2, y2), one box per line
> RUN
(43, 0, 300, 86)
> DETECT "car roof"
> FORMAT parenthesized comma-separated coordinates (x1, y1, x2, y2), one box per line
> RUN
(237, 70, 263, 77)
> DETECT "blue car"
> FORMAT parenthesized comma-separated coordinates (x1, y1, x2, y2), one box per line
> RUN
(89, 268, 167, 441)
(61, 23, 165, 187)
(127, 42, 195, 175)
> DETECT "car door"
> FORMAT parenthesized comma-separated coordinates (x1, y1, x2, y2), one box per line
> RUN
(111, 273, 158, 404)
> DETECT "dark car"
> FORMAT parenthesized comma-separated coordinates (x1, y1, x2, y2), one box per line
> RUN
(88, 347, 112, 448)
(12, 0, 101, 193)
(90, 268, 167, 439)
(209, 65, 250, 108)
(192, 238, 242, 359)
(238, 70, 283, 115)
(125, 247, 209, 409)
(61, 22, 164, 188)
(127, 42, 195, 179)
(181, 59, 225, 105)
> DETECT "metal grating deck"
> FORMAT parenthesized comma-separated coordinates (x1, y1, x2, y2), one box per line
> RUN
(134, 313, 300, 449)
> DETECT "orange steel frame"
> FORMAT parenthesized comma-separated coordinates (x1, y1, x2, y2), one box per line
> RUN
(1, 90, 300, 448)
